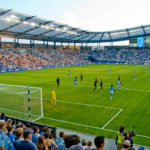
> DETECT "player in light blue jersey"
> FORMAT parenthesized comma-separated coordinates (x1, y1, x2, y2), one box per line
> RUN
(133, 72, 135, 80)
(117, 75, 121, 88)
(110, 85, 114, 100)
(74, 76, 78, 88)
(108, 69, 110, 75)
(68, 70, 70, 77)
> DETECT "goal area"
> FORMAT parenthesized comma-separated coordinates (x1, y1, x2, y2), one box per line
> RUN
(0, 84, 43, 121)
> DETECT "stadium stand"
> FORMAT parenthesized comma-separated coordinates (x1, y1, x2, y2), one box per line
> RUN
(0, 48, 90, 70)
(1, 48, 150, 71)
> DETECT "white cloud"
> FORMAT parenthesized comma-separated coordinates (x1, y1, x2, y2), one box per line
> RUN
(62, 11, 79, 27)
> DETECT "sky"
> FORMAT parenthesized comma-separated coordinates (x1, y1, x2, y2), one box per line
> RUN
(1, 0, 150, 32)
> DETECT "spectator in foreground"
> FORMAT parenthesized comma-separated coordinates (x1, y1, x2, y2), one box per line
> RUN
(32, 126, 40, 145)
(55, 131, 67, 150)
(44, 131, 58, 150)
(94, 136, 105, 150)
(64, 135, 83, 150)
(14, 128, 24, 150)
(86, 141, 92, 150)
(123, 140, 131, 150)
(0, 113, 5, 120)
(124, 132, 133, 148)
(138, 147, 144, 150)
(18, 129, 37, 150)
(81, 139, 87, 150)
(116, 125, 125, 150)
(36, 136, 48, 150)
(40, 127, 49, 136)
(7, 124, 16, 144)
(0, 120, 15, 150)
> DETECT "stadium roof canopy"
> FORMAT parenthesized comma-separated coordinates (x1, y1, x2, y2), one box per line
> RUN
(0, 8, 150, 43)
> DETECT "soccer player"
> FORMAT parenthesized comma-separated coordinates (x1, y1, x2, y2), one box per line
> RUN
(74, 76, 78, 88)
(68, 70, 70, 77)
(93, 78, 98, 91)
(80, 73, 83, 81)
(146, 65, 147, 71)
(133, 72, 135, 80)
(56, 77, 60, 88)
(100, 79, 103, 92)
(109, 85, 114, 100)
(117, 75, 121, 88)
(118, 75, 120, 81)
(52, 88, 56, 105)
(108, 69, 110, 75)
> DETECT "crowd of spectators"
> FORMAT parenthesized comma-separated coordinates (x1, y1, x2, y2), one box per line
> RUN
(0, 113, 146, 150)
(0, 48, 89, 70)
(82, 48, 150, 63)
(0, 113, 105, 150)
(1, 47, 150, 70)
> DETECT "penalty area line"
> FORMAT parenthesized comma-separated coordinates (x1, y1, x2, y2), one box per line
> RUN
(48, 99, 121, 110)
(101, 109, 123, 129)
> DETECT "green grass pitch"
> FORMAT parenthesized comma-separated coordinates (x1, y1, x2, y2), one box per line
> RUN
(0, 64, 150, 146)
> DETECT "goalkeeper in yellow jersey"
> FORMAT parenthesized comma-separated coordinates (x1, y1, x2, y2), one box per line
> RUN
(52, 88, 56, 105)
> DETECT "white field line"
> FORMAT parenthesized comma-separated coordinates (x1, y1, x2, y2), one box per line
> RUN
(56, 99, 121, 110)
(32, 117, 43, 122)
(0, 107, 150, 139)
(101, 109, 123, 129)
(0, 83, 42, 90)
(121, 86, 150, 93)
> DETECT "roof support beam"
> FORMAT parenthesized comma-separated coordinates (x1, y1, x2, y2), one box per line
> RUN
(86, 33, 99, 42)
(108, 32, 112, 41)
(141, 25, 146, 35)
(0, 9, 12, 16)
(126, 28, 130, 38)
(99, 32, 105, 42)
(75, 34, 90, 42)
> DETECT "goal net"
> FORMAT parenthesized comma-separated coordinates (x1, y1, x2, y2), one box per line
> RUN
(0, 84, 43, 121)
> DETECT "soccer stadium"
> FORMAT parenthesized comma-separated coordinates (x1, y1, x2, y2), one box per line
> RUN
(0, 1, 150, 150)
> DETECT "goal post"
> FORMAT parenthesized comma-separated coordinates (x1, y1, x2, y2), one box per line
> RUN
(0, 83, 43, 121)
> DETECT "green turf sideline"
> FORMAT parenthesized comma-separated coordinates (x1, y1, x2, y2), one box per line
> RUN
(0, 107, 150, 140)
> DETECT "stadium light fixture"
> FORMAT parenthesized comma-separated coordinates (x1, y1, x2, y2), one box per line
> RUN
(50, 24, 54, 27)
(5, 17, 12, 22)
(45, 25, 50, 29)
(10, 15, 18, 19)
(23, 21, 28, 24)
(64, 27, 68, 31)
(56, 28, 60, 31)
(41, 25, 46, 28)
(30, 22, 36, 26)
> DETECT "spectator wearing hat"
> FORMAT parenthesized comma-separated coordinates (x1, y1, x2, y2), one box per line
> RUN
(18, 129, 37, 150)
